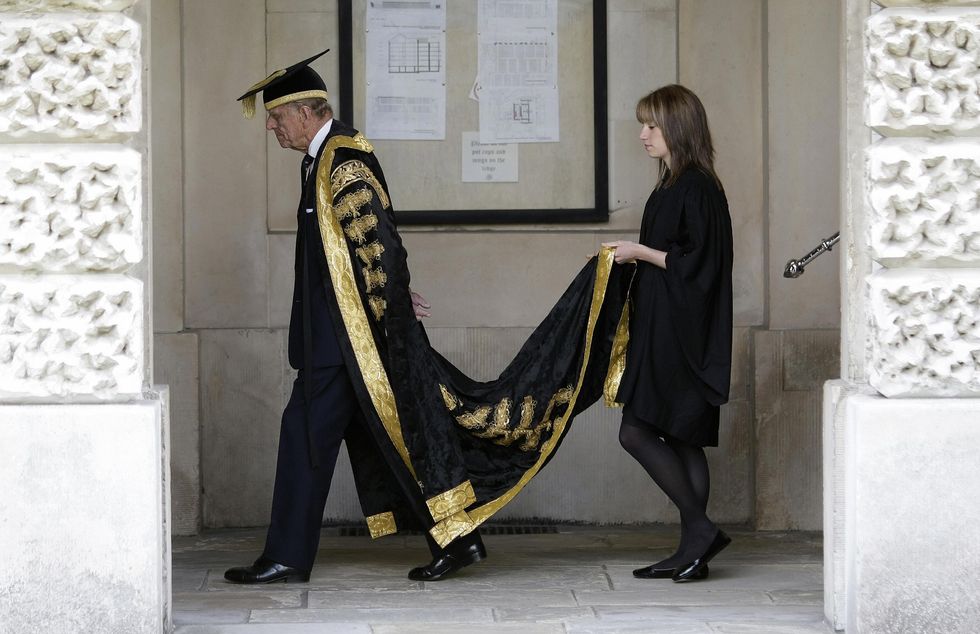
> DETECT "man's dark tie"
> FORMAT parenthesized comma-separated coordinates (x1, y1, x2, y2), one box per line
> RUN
(299, 153, 318, 469)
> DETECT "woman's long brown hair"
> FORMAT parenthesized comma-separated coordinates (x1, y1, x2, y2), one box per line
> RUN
(636, 84, 721, 190)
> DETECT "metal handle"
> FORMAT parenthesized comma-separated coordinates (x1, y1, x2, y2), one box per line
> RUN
(783, 231, 840, 279)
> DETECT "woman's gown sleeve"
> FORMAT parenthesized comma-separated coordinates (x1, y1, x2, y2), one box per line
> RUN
(662, 180, 734, 405)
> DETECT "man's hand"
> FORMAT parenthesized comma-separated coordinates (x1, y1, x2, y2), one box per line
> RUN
(410, 290, 431, 320)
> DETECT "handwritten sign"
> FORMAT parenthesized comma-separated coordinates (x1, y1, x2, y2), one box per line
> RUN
(461, 131, 518, 182)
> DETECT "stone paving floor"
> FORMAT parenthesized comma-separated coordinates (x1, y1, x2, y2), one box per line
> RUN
(172, 526, 832, 633)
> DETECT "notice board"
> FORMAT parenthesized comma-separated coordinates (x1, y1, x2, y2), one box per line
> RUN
(337, 0, 608, 224)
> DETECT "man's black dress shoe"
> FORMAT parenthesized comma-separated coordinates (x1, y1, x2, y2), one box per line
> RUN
(408, 541, 487, 581)
(633, 563, 709, 580)
(224, 557, 311, 584)
(672, 529, 731, 582)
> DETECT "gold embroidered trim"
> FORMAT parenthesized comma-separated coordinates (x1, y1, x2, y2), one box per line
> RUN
(440, 384, 461, 411)
(429, 509, 477, 548)
(362, 266, 387, 292)
(603, 299, 631, 407)
(334, 188, 373, 221)
(426, 480, 477, 523)
(452, 387, 574, 452)
(356, 241, 385, 265)
(331, 160, 391, 209)
(264, 89, 330, 112)
(456, 405, 491, 430)
(368, 296, 386, 321)
(460, 247, 618, 533)
(315, 135, 416, 480)
(366, 511, 397, 538)
(345, 214, 378, 245)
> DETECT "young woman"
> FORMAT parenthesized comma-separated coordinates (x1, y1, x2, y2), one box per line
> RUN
(603, 85, 734, 582)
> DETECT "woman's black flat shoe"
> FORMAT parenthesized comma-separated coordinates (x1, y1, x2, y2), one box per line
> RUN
(633, 564, 709, 580)
(672, 530, 731, 582)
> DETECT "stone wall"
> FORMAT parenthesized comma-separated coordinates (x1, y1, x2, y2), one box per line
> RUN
(0, 0, 170, 632)
(827, 1, 980, 632)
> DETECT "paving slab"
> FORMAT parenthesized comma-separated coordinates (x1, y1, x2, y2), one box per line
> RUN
(173, 568, 210, 593)
(308, 589, 577, 609)
(574, 588, 775, 607)
(372, 625, 564, 634)
(173, 609, 250, 626)
(565, 619, 713, 633)
(418, 564, 611, 591)
(605, 563, 822, 592)
(172, 526, 825, 632)
(173, 591, 302, 610)
(248, 606, 494, 624)
(176, 624, 370, 634)
(494, 606, 597, 622)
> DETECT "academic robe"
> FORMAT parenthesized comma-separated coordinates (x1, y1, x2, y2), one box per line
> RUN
(309, 123, 632, 546)
(613, 168, 734, 447)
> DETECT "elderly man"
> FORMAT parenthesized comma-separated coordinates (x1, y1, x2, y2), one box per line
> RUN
(223, 50, 486, 584)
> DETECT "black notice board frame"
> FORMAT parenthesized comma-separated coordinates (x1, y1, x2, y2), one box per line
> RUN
(337, 0, 608, 225)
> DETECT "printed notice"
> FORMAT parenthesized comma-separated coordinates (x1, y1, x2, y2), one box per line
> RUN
(477, 0, 559, 143)
(366, 1, 446, 140)
(461, 131, 518, 182)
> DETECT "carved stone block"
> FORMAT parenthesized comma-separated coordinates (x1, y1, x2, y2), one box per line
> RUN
(0, 0, 137, 10)
(0, 146, 141, 271)
(0, 275, 143, 397)
(868, 138, 980, 265)
(867, 8, 980, 135)
(0, 13, 141, 138)
(869, 269, 980, 396)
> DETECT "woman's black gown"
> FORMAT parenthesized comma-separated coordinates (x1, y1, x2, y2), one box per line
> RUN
(615, 168, 734, 447)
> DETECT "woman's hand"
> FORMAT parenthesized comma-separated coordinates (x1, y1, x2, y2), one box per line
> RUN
(601, 240, 668, 269)
(602, 240, 642, 264)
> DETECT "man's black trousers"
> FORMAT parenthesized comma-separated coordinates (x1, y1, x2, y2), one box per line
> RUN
(261, 365, 481, 571)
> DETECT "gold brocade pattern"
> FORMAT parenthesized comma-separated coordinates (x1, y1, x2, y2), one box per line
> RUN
(440, 384, 460, 411)
(429, 509, 477, 548)
(314, 135, 417, 480)
(334, 188, 373, 221)
(345, 214, 378, 245)
(330, 160, 391, 209)
(461, 247, 618, 532)
(366, 511, 397, 538)
(603, 299, 631, 407)
(356, 241, 385, 265)
(451, 387, 573, 452)
(368, 296, 386, 321)
(362, 266, 387, 292)
(455, 405, 491, 429)
(426, 480, 477, 523)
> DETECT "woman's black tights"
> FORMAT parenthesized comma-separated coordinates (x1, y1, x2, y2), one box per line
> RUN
(619, 409, 717, 566)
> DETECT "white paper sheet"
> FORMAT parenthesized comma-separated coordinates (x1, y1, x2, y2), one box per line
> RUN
(461, 131, 518, 182)
(477, 0, 559, 143)
(366, 1, 446, 140)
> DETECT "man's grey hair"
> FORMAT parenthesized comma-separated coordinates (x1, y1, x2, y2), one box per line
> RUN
(293, 97, 333, 119)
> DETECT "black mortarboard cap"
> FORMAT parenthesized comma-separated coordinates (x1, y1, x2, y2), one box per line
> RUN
(236, 49, 330, 118)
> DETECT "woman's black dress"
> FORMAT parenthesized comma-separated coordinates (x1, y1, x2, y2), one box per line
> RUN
(616, 168, 734, 447)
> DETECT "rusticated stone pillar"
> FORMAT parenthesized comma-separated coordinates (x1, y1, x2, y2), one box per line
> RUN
(0, 1, 171, 633)
(826, 1, 980, 631)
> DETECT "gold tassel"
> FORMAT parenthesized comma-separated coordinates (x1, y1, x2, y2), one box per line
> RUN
(239, 69, 287, 119)
(242, 95, 256, 119)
